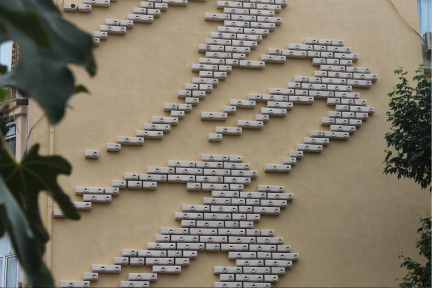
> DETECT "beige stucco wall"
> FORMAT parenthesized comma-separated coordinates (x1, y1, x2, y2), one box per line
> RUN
(29, 0, 431, 286)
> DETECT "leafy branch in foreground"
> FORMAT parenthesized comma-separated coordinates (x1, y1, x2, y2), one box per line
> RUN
(396, 216, 431, 287)
(384, 66, 431, 190)
(0, 0, 96, 124)
(0, 139, 80, 286)
(385, 65, 432, 287)
(0, 114, 11, 137)
(0, 0, 97, 286)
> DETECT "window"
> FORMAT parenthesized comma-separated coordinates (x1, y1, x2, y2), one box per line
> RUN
(0, 42, 11, 70)
(0, 42, 12, 71)
(4, 122, 15, 158)
(0, 234, 21, 288)
(0, 42, 21, 288)
(418, 0, 431, 70)
(0, 41, 16, 157)
(417, 0, 432, 35)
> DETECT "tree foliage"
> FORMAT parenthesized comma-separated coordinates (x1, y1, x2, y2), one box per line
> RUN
(0, 0, 96, 286)
(0, 143, 79, 286)
(0, 114, 11, 137)
(384, 66, 431, 189)
(396, 216, 431, 287)
(385, 66, 432, 287)
(0, 0, 96, 124)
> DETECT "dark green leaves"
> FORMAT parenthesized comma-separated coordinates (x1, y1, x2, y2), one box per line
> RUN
(0, 114, 11, 136)
(0, 0, 96, 124)
(384, 66, 431, 190)
(0, 88, 7, 102)
(74, 84, 91, 95)
(0, 143, 79, 287)
(0, 176, 48, 286)
(397, 216, 431, 287)
(0, 3, 50, 46)
(0, 64, 7, 74)
(386, 66, 431, 286)
(0, 144, 79, 219)
(0, 1, 95, 286)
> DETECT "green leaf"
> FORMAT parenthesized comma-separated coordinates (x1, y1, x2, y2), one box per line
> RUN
(0, 143, 80, 286)
(0, 175, 53, 287)
(0, 144, 80, 221)
(396, 215, 431, 287)
(0, 0, 97, 124)
(0, 87, 7, 102)
(383, 65, 431, 189)
(0, 4, 50, 46)
(0, 21, 7, 34)
(74, 84, 91, 95)
(0, 114, 11, 136)
(0, 64, 7, 74)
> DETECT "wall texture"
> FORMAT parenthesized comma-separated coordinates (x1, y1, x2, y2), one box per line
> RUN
(29, 0, 430, 286)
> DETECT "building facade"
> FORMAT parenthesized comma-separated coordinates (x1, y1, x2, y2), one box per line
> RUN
(14, 0, 431, 287)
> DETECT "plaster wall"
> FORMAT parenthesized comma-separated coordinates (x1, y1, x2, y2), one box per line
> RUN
(29, 0, 430, 286)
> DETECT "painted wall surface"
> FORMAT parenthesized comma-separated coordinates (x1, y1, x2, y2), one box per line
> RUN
(28, 0, 430, 286)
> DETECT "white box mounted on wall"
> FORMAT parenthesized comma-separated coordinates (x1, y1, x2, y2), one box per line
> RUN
(92, 38, 100, 46)
(205, 13, 231, 21)
(127, 14, 153, 23)
(260, 108, 287, 116)
(223, 106, 237, 114)
(324, 131, 350, 140)
(353, 73, 378, 81)
(151, 116, 178, 125)
(262, 95, 289, 102)
(119, 20, 133, 28)
(120, 282, 149, 288)
(99, 25, 126, 34)
(92, 264, 120, 273)
(144, 123, 171, 132)
(137, 130, 163, 139)
(296, 144, 323, 152)
(304, 137, 329, 145)
(215, 127, 242, 135)
(202, 154, 229, 162)
(84, 0, 109, 7)
(264, 164, 291, 173)
(63, 3, 78, 11)
(282, 157, 297, 165)
(105, 19, 120, 26)
(78, 4, 92, 12)
(201, 112, 228, 120)
(60, 281, 90, 288)
(128, 273, 157, 281)
(72, 202, 92, 210)
(229, 100, 256, 108)
(105, 187, 119, 196)
(163, 0, 188, 6)
(107, 143, 121, 151)
(289, 151, 304, 158)
(116, 137, 144, 145)
(209, 133, 223, 142)
(237, 120, 263, 129)
(83, 273, 98, 281)
(85, 150, 99, 159)
(239, 60, 265, 68)
(260, 54, 286, 63)
(282, 50, 307, 58)
(75, 187, 104, 195)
